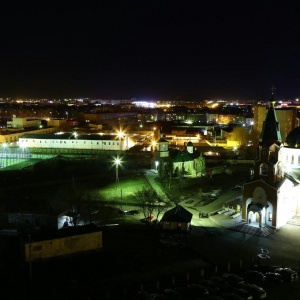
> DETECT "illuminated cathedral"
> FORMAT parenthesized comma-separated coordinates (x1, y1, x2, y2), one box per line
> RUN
(242, 96, 300, 229)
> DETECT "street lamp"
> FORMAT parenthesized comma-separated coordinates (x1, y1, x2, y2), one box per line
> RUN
(114, 157, 121, 189)
(114, 157, 123, 209)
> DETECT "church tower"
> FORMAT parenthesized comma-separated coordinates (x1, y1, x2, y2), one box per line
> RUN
(253, 92, 283, 185)
(242, 89, 286, 229)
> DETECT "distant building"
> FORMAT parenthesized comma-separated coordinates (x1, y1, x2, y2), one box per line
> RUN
(253, 105, 298, 142)
(7, 117, 41, 129)
(19, 132, 135, 151)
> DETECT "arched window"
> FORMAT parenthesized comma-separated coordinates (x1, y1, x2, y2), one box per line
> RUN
(277, 163, 282, 176)
(260, 163, 268, 176)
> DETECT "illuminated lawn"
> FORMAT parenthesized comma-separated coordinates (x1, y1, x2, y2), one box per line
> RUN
(95, 175, 149, 205)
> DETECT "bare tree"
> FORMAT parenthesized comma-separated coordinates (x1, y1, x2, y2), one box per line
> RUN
(135, 187, 158, 220)
(135, 187, 170, 222)
(157, 158, 174, 190)
(194, 153, 206, 177)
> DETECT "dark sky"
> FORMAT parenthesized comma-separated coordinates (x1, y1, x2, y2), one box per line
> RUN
(1, 0, 300, 100)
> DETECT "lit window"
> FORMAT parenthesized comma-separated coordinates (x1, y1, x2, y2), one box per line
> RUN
(269, 212, 272, 221)
(260, 163, 268, 176)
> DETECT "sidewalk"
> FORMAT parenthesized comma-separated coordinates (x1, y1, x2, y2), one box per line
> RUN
(143, 171, 172, 204)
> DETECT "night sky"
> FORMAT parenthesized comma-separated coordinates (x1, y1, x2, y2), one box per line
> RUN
(1, 0, 300, 100)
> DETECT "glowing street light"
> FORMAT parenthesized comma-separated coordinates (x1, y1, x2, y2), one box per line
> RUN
(117, 131, 124, 139)
(117, 131, 125, 151)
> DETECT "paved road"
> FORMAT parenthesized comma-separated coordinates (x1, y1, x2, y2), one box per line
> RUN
(178, 188, 300, 271)
(125, 171, 300, 271)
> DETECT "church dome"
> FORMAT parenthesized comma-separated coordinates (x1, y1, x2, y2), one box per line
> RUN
(285, 126, 300, 148)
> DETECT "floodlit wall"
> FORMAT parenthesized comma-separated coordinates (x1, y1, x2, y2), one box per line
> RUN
(24, 231, 102, 261)
(18, 136, 135, 151)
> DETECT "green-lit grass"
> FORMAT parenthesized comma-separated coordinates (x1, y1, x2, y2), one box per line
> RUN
(94, 175, 149, 205)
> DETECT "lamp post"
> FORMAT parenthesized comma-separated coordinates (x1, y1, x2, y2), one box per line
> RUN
(114, 157, 121, 189)
(114, 157, 122, 209)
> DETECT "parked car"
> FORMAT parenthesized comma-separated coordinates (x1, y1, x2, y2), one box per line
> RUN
(174, 286, 195, 299)
(210, 275, 229, 290)
(188, 284, 209, 298)
(126, 209, 139, 215)
(137, 291, 155, 300)
(151, 292, 168, 300)
(264, 272, 284, 284)
(221, 292, 244, 300)
(222, 273, 244, 285)
(162, 288, 183, 300)
(231, 287, 253, 300)
(141, 215, 155, 223)
(240, 283, 267, 299)
(244, 270, 266, 284)
(274, 267, 298, 282)
(199, 279, 220, 295)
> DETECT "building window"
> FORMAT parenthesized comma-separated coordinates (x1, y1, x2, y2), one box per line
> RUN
(291, 155, 294, 165)
(259, 163, 268, 176)
(269, 212, 272, 221)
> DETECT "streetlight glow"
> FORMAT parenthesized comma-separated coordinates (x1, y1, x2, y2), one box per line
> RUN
(117, 131, 124, 138)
